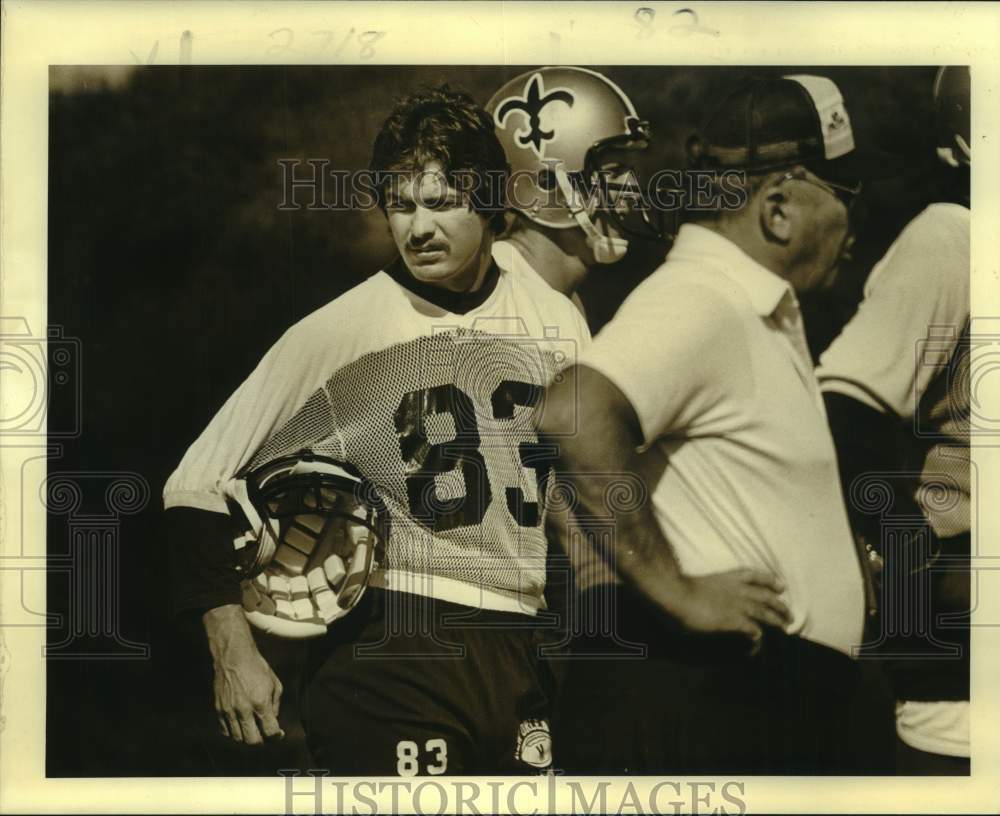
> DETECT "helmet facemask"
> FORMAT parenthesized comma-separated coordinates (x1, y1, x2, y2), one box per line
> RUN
(223, 453, 391, 637)
(550, 119, 666, 264)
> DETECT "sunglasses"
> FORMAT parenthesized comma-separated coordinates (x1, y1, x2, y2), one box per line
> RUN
(779, 168, 862, 211)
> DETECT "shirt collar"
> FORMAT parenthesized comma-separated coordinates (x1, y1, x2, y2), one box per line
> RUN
(386, 255, 501, 315)
(668, 223, 793, 317)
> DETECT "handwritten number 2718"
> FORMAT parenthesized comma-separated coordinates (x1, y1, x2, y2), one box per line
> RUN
(266, 28, 386, 59)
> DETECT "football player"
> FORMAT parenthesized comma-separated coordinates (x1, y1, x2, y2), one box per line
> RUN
(486, 66, 668, 313)
(486, 67, 669, 650)
(164, 85, 589, 775)
(818, 66, 971, 774)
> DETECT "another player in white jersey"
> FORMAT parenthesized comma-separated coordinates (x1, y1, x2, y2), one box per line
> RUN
(486, 68, 671, 655)
(486, 67, 669, 312)
(164, 86, 588, 774)
(818, 66, 971, 774)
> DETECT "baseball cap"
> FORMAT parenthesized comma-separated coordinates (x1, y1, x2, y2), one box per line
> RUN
(692, 74, 896, 188)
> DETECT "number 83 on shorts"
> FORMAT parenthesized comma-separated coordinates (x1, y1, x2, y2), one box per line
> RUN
(396, 738, 448, 776)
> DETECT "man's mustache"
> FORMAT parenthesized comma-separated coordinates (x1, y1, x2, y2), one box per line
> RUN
(408, 241, 448, 252)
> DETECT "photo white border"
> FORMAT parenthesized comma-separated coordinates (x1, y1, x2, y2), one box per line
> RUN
(2, 1, 1000, 812)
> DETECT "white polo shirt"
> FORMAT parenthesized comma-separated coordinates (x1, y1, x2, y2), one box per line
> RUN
(580, 223, 865, 657)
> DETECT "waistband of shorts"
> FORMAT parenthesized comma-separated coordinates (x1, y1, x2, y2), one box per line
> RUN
(365, 586, 545, 630)
(369, 569, 541, 618)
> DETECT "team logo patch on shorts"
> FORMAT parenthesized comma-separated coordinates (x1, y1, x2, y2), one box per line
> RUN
(514, 718, 553, 769)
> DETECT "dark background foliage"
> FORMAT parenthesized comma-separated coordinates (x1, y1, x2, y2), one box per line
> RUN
(46, 65, 948, 775)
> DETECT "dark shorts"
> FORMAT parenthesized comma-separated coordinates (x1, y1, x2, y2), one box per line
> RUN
(550, 585, 895, 775)
(301, 588, 554, 776)
(877, 532, 971, 704)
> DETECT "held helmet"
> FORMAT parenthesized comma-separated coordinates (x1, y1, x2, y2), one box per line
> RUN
(222, 452, 390, 638)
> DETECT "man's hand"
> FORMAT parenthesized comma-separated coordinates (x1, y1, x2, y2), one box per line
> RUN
(666, 568, 791, 641)
(204, 604, 285, 745)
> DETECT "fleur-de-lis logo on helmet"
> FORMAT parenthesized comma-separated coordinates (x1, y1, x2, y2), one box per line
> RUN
(487, 66, 669, 259)
(495, 73, 575, 158)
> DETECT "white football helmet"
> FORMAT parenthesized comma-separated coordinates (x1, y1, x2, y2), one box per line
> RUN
(487, 66, 663, 264)
(223, 453, 389, 638)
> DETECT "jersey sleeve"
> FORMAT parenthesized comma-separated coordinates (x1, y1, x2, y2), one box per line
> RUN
(579, 276, 748, 445)
(818, 204, 970, 416)
(162, 311, 350, 514)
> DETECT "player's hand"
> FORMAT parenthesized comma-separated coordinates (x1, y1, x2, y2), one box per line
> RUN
(204, 604, 285, 745)
(668, 569, 791, 644)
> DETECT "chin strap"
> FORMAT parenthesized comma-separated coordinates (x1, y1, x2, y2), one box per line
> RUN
(552, 165, 629, 264)
(937, 147, 959, 168)
(937, 134, 971, 168)
(222, 476, 279, 574)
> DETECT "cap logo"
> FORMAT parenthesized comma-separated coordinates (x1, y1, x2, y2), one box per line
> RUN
(495, 73, 575, 159)
(784, 74, 855, 160)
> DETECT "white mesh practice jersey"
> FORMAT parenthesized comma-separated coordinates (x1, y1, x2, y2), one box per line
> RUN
(164, 241, 590, 614)
(818, 204, 970, 538)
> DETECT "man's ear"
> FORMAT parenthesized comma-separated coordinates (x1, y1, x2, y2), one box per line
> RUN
(759, 179, 792, 244)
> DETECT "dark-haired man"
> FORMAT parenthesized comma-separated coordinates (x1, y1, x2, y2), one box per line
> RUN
(165, 86, 589, 774)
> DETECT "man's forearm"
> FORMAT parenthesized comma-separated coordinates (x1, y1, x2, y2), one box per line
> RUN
(553, 434, 687, 613)
(203, 602, 284, 745)
(539, 365, 688, 614)
(204, 603, 257, 660)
